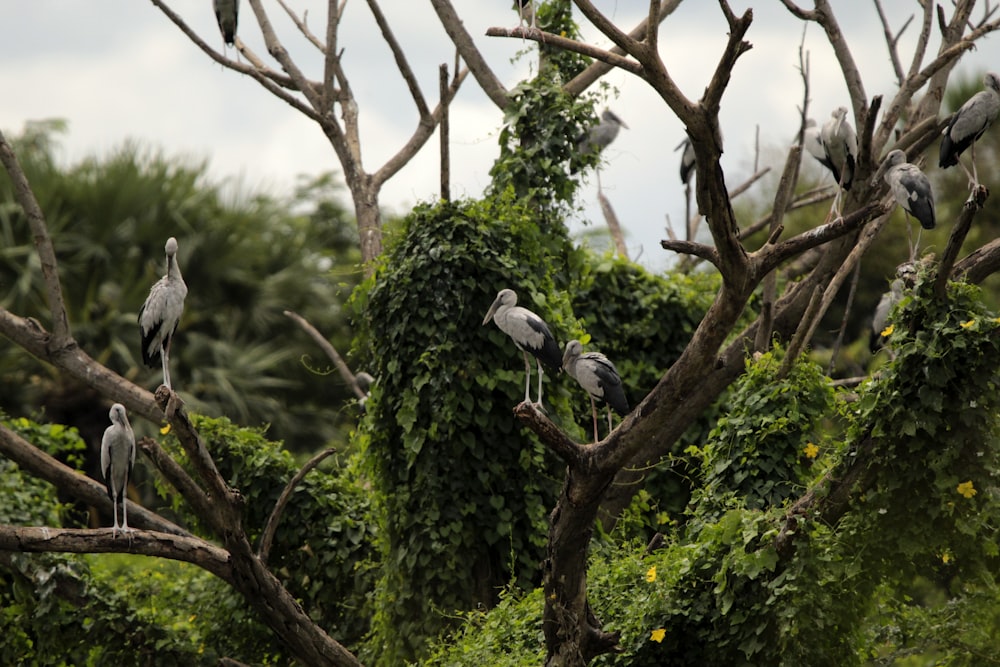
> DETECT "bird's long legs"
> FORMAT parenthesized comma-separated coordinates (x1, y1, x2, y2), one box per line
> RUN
(161, 337, 173, 390)
(590, 397, 599, 443)
(535, 359, 545, 407)
(521, 351, 532, 404)
(904, 214, 923, 262)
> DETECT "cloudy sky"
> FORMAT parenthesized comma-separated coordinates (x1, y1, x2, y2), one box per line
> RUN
(2, 2, 998, 270)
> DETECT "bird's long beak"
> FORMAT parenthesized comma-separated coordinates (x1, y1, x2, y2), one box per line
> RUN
(870, 161, 888, 187)
(482, 299, 500, 326)
(620, 120, 630, 130)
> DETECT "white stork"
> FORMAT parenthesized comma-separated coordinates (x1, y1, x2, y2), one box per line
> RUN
(939, 71, 1000, 187)
(101, 403, 136, 538)
(139, 237, 188, 390)
(213, 0, 239, 47)
(562, 340, 629, 443)
(877, 149, 936, 259)
(482, 288, 562, 406)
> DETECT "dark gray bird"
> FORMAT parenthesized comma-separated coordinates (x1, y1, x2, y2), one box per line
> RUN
(213, 0, 239, 46)
(482, 288, 562, 406)
(575, 109, 628, 170)
(677, 137, 696, 186)
(139, 237, 188, 390)
(101, 403, 136, 538)
(562, 340, 629, 443)
(878, 149, 936, 259)
(939, 71, 1000, 186)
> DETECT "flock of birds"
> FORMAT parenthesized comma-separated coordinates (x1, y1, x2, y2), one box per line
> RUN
(483, 289, 629, 442)
(100, 237, 188, 536)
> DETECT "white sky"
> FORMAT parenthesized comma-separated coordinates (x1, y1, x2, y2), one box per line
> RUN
(2, 2, 998, 271)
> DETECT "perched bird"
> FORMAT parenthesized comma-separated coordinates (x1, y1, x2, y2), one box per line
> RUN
(355, 371, 374, 414)
(870, 278, 905, 354)
(562, 340, 629, 443)
(677, 137, 696, 186)
(513, 0, 536, 28)
(802, 118, 835, 175)
(139, 237, 188, 390)
(482, 288, 562, 406)
(574, 109, 628, 172)
(820, 106, 858, 191)
(101, 403, 136, 538)
(939, 71, 1000, 186)
(878, 149, 936, 258)
(213, 0, 240, 46)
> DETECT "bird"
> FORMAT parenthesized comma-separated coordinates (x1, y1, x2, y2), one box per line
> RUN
(802, 118, 836, 176)
(355, 371, 374, 413)
(820, 106, 858, 192)
(939, 71, 1000, 187)
(677, 137, 696, 186)
(482, 288, 562, 406)
(213, 0, 240, 47)
(574, 109, 628, 172)
(879, 149, 936, 259)
(139, 237, 188, 391)
(513, 0, 536, 29)
(870, 278, 904, 355)
(562, 340, 629, 443)
(101, 403, 136, 538)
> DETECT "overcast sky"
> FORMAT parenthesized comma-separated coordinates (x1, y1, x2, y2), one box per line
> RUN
(3, 2, 998, 270)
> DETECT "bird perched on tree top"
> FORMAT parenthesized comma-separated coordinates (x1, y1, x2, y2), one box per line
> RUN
(213, 0, 240, 46)
(877, 149, 936, 259)
(139, 237, 188, 390)
(562, 339, 629, 443)
(482, 288, 562, 407)
(101, 403, 136, 538)
(939, 71, 1000, 187)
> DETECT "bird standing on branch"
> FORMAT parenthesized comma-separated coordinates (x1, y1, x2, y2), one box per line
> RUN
(101, 403, 136, 538)
(820, 107, 858, 214)
(482, 288, 562, 407)
(573, 109, 628, 173)
(139, 237, 188, 390)
(513, 0, 536, 29)
(939, 71, 1000, 188)
(213, 0, 239, 46)
(562, 339, 629, 443)
(877, 149, 936, 259)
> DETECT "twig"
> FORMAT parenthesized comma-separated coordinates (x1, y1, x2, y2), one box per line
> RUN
(485, 26, 643, 76)
(598, 190, 629, 260)
(284, 310, 367, 400)
(440, 63, 450, 202)
(258, 448, 337, 565)
(827, 260, 862, 374)
(934, 186, 987, 298)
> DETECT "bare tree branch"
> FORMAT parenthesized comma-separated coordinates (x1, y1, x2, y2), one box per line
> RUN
(259, 448, 337, 565)
(0, 526, 233, 581)
(284, 309, 367, 401)
(430, 0, 509, 108)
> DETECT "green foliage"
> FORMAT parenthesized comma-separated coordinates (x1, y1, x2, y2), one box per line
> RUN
(164, 415, 377, 651)
(0, 125, 362, 452)
(357, 193, 575, 664)
(692, 349, 834, 515)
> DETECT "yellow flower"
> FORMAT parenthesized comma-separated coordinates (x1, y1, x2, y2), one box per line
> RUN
(803, 443, 820, 459)
(961, 319, 976, 329)
(880, 324, 894, 337)
(957, 480, 977, 499)
(941, 552, 951, 564)
(645, 566, 657, 583)
(650, 628, 666, 643)
(160, 423, 172, 435)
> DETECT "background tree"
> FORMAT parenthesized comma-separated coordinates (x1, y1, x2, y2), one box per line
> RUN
(3, 2, 1000, 666)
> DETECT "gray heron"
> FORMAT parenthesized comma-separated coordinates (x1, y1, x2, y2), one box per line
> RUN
(139, 237, 188, 390)
(213, 0, 239, 46)
(574, 109, 628, 172)
(820, 106, 858, 192)
(877, 149, 936, 259)
(677, 137, 696, 186)
(482, 288, 562, 406)
(939, 71, 1000, 187)
(562, 340, 629, 443)
(101, 403, 136, 538)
